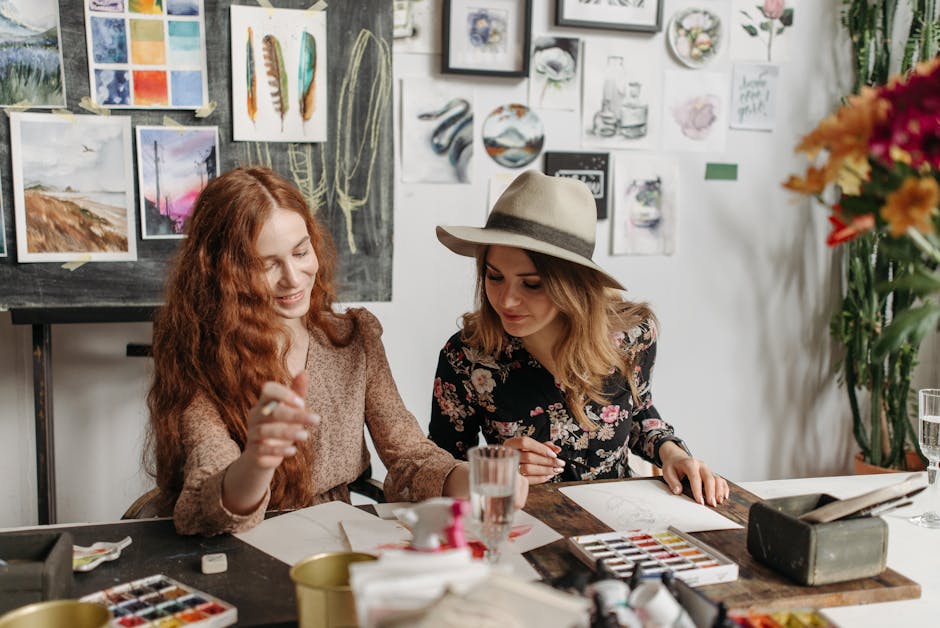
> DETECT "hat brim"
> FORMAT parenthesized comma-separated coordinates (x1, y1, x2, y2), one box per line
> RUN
(436, 225, 624, 291)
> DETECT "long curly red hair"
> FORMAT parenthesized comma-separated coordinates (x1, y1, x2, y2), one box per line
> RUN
(146, 166, 353, 511)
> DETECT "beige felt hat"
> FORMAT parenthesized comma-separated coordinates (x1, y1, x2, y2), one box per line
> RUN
(436, 170, 624, 290)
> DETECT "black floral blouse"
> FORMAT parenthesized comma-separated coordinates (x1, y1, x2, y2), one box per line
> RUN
(428, 320, 690, 482)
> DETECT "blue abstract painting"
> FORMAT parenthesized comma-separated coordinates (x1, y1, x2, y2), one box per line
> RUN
(91, 16, 127, 63)
(167, 0, 200, 16)
(167, 20, 201, 65)
(170, 70, 202, 106)
(95, 69, 130, 104)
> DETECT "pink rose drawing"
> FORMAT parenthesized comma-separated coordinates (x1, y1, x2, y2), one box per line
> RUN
(762, 0, 785, 20)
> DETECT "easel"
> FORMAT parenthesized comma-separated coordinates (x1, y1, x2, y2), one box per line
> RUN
(10, 306, 157, 524)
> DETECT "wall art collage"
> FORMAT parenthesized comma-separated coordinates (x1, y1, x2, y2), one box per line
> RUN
(395, 0, 795, 256)
(0, 1, 330, 265)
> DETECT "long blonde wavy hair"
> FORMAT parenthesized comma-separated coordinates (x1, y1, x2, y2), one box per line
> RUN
(461, 247, 655, 431)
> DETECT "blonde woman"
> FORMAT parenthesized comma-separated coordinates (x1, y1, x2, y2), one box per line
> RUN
(429, 170, 729, 507)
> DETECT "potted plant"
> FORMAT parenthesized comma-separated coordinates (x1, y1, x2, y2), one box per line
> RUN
(784, 0, 939, 470)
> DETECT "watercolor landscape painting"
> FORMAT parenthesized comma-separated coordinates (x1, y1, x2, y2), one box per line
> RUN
(136, 125, 218, 239)
(0, 0, 66, 107)
(10, 112, 136, 262)
(231, 5, 328, 142)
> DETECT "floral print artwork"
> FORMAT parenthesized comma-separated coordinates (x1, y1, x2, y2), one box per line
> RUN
(428, 320, 690, 482)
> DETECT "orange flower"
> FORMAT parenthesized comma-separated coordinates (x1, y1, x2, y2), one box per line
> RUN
(880, 177, 939, 237)
(826, 211, 875, 246)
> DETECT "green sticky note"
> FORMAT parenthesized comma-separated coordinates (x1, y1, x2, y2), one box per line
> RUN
(705, 163, 738, 181)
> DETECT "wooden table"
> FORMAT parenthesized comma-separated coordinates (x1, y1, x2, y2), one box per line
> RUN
(524, 477, 921, 611)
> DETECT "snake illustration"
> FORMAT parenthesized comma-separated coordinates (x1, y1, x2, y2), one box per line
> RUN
(418, 98, 473, 182)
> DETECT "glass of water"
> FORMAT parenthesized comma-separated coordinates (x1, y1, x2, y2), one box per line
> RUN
(910, 388, 940, 529)
(468, 445, 519, 563)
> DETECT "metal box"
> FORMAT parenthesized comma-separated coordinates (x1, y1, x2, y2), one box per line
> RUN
(747, 493, 888, 586)
(0, 531, 73, 614)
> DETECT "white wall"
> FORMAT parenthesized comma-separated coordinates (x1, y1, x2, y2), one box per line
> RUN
(0, 1, 889, 526)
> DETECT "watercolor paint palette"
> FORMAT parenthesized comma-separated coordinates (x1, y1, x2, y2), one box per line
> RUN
(567, 527, 738, 587)
(80, 574, 236, 627)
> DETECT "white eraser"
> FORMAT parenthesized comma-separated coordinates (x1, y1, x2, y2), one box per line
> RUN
(201, 552, 228, 574)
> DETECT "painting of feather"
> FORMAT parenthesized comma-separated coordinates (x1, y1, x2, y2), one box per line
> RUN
(246, 27, 257, 123)
(230, 5, 327, 142)
(298, 31, 316, 128)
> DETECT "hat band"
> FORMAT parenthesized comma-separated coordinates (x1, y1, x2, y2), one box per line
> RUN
(485, 213, 594, 259)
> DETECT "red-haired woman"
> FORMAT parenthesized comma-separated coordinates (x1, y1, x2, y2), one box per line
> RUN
(146, 166, 477, 535)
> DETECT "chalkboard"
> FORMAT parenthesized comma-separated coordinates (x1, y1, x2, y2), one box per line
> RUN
(0, 0, 394, 309)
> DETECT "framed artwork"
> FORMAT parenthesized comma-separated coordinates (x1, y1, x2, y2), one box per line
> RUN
(555, 0, 663, 33)
(543, 152, 610, 220)
(442, 0, 532, 77)
(83, 0, 210, 109)
(230, 4, 328, 143)
(9, 112, 137, 263)
(136, 125, 219, 239)
(0, 0, 67, 108)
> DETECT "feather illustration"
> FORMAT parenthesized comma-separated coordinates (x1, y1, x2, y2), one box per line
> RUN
(298, 30, 317, 126)
(262, 34, 289, 131)
(246, 27, 257, 124)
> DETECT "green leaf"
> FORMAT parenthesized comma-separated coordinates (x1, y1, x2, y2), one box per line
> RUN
(781, 8, 794, 27)
(873, 305, 940, 358)
(742, 24, 759, 36)
(878, 269, 940, 296)
(777, 26, 785, 35)
(760, 21, 772, 31)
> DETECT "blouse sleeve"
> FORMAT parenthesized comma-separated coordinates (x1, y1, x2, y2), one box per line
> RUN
(173, 395, 269, 536)
(354, 310, 462, 502)
(428, 335, 482, 461)
(626, 320, 692, 468)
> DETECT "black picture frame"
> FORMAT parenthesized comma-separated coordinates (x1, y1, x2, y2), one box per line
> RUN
(543, 151, 610, 220)
(443, 0, 532, 77)
(555, 0, 663, 33)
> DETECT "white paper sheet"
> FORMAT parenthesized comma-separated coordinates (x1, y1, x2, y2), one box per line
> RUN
(560, 480, 742, 533)
(234, 501, 376, 565)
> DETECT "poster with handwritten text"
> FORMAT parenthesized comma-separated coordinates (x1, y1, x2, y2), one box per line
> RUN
(730, 64, 779, 131)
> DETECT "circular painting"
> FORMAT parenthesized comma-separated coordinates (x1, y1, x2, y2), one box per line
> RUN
(667, 7, 722, 68)
(482, 103, 544, 168)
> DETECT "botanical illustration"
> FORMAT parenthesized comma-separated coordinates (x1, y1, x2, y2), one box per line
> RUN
(447, 0, 521, 73)
(543, 152, 610, 219)
(0, 0, 67, 108)
(393, 0, 440, 54)
(9, 112, 136, 263)
(231, 4, 327, 143)
(581, 40, 661, 151)
(136, 125, 219, 239)
(667, 6, 723, 68)
(730, 0, 794, 62)
(729, 63, 779, 130)
(662, 70, 729, 152)
(84, 0, 209, 108)
(482, 103, 544, 168)
(611, 153, 677, 256)
(401, 77, 473, 183)
(528, 36, 580, 111)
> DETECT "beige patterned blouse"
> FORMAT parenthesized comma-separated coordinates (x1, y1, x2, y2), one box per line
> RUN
(172, 308, 460, 536)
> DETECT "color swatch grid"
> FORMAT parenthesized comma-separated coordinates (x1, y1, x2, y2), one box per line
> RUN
(84, 0, 209, 109)
(80, 574, 236, 627)
(568, 527, 739, 587)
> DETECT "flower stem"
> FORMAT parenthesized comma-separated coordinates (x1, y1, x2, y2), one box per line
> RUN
(906, 226, 940, 265)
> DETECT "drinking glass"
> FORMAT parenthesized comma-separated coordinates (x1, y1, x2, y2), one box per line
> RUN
(468, 445, 519, 563)
(910, 388, 940, 529)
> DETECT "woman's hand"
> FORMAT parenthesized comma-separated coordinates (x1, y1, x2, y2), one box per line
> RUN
(502, 436, 565, 485)
(659, 441, 729, 507)
(244, 372, 320, 470)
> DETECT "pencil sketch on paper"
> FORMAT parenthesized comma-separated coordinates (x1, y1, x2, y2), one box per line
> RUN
(136, 125, 219, 239)
(10, 112, 137, 263)
(230, 4, 327, 142)
(0, 0, 67, 108)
